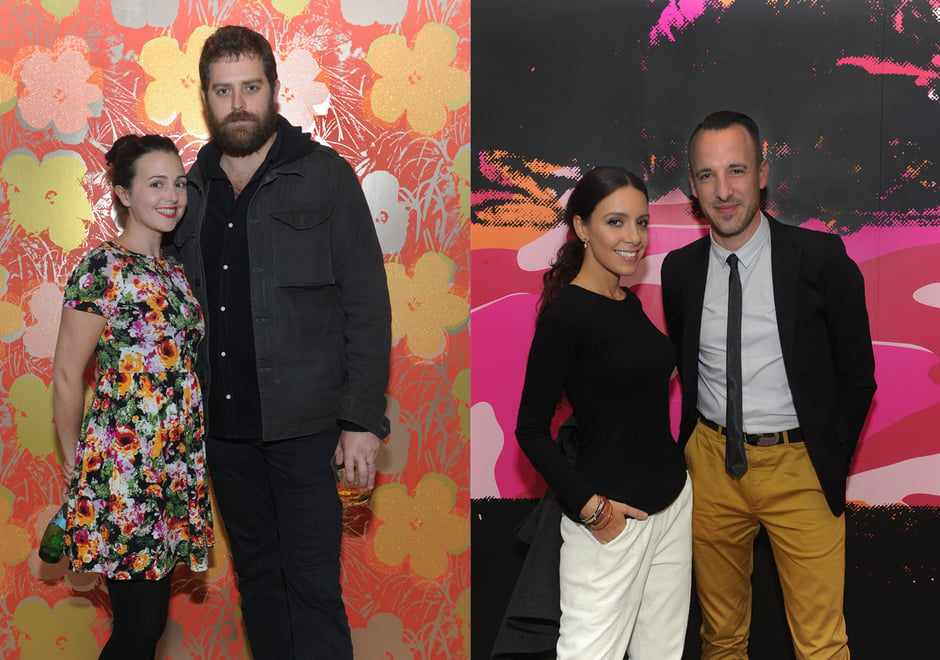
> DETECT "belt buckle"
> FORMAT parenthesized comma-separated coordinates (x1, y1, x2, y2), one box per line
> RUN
(752, 432, 782, 447)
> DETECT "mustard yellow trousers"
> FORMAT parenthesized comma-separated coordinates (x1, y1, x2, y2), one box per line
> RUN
(685, 419, 849, 660)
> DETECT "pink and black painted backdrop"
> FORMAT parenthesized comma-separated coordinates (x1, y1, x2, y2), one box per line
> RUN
(471, 2, 940, 658)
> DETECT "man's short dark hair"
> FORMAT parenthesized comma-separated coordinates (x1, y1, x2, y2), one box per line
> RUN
(199, 25, 278, 92)
(688, 110, 762, 166)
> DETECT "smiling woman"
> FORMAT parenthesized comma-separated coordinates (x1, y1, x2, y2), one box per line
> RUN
(106, 135, 187, 244)
(51, 134, 212, 660)
(112, 151, 187, 240)
(503, 167, 692, 659)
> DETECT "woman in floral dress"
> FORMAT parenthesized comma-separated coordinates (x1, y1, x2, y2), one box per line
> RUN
(52, 135, 213, 659)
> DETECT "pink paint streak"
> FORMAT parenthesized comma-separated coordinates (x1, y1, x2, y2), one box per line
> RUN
(477, 152, 514, 186)
(836, 56, 937, 86)
(650, 0, 709, 45)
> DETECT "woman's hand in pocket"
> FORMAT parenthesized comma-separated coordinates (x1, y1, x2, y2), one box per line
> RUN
(590, 499, 648, 544)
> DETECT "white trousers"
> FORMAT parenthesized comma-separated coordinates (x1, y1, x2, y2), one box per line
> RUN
(557, 474, 692, 660)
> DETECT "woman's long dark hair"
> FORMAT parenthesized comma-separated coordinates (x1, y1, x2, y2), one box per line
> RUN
(538, 166, 648, 314)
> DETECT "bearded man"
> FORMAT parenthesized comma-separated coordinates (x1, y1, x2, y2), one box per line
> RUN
(171, 25, 391, 660)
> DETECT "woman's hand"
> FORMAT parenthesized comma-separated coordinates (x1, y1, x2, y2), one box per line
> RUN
(62, 457, 75, 502)
(61, 453, 76, 500)
(585, 497, 649, 545)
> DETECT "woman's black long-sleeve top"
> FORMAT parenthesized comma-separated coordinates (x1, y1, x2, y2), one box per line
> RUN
(515, 285, 687, 520)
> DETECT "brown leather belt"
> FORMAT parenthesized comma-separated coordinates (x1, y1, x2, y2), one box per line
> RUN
(697, 415, 803, 447)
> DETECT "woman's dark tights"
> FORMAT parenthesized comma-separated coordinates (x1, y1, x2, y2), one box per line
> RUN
(99, 571, 173, 660)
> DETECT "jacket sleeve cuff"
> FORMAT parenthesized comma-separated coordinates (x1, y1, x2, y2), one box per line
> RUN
(340, 395, 391, 439)
(338, 420, 368, 433)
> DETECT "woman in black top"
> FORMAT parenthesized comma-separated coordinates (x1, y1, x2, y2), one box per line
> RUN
(515, 167, 692, 659)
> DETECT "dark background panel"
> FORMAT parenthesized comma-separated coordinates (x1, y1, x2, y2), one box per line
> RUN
(472, 500, 940, 659)
(473, 1, 939, 229)
(471, 1, 940, 657)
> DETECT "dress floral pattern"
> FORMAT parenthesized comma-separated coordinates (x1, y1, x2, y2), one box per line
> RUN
(62, 241, 213, 580)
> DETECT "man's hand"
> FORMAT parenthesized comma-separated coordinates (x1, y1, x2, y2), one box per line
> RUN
(335, 430, 382, 490)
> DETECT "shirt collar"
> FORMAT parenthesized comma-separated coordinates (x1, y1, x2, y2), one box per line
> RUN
(708, 212, 769, 270)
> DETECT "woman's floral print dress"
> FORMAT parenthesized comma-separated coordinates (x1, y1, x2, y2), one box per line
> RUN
(63, 241, 213, 580)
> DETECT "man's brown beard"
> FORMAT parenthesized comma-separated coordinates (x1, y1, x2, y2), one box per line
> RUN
(208, 97, 278, 157)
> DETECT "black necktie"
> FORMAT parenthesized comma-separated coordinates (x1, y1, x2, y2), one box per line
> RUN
(725, 253, 747, 477)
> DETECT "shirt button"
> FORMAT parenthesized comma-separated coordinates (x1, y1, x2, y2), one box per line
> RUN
(220, 351, 226, 357)
(223, 264, 229, 270)
(225, 394, 232, 400)
(228, 222, 234, 228)
(220, 306, 226, 312)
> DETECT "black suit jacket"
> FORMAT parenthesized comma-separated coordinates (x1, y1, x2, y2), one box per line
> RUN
(661, 216, 876, 515)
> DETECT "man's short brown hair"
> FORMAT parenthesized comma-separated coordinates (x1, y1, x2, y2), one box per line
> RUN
(199, 25, 278, 92)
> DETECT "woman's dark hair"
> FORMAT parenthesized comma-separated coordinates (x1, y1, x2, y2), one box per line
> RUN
(105, 134, 180, 228)
(198, 25, 278, 93)
(538, 166, 648, 314)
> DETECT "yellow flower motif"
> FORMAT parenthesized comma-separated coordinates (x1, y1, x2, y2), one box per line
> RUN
(8, 374, 57, 458)
(385, 252, 469, 360)
(453, 144, 470, 223)
(12, 596, 99, 659)
(41, 0, 80, 18)
(371, 473, 468, 579)
(138, 26, 214, 137)
(452, 368, 470, 443)
(456, 588, 470, 659)
(272, 0, 310, 18)
(0, 59, 16, 115)
(351, 612, 412, 659)
(0, 488, 31, 582)
(0, 265, 25, 341)
(0, 298, 24, 340)
(0, 150, 92, 251)
(366, 22, 469, 136)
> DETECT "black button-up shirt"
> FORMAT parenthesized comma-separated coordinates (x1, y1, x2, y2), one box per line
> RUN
(201, 135, 283, 438)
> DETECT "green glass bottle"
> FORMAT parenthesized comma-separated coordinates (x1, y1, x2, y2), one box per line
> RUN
(38, 504, 67, 564)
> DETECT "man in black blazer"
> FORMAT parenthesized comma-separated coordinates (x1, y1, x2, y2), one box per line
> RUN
(661, 111, 876, 659)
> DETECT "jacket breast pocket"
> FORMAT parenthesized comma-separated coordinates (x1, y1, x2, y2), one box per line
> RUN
(271, 208, 335, 287)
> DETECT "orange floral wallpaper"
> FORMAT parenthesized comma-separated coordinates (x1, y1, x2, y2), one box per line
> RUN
(0, 1, 469, 658)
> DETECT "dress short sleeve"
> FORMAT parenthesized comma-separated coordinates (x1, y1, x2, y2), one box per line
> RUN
(63, 248, 117, 319)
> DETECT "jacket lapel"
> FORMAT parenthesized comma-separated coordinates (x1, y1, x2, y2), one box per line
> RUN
(683, 238, 710, 385)
(687, 239, 709, 332)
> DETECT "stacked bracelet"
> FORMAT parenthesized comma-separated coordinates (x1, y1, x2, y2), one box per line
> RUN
(581, 495, 615, 530)
(580, 495, 607, 526)
(588, 500, 614, 531)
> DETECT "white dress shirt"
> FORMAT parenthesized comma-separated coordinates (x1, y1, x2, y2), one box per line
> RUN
(696, 214, 800, 432)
